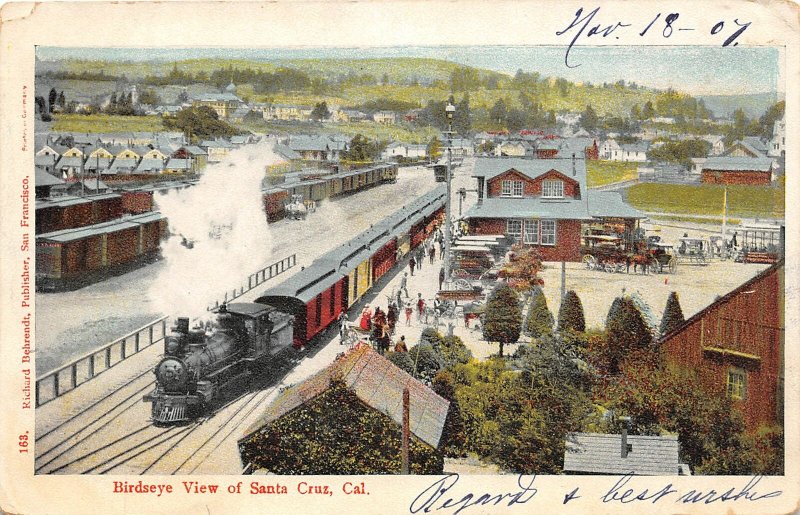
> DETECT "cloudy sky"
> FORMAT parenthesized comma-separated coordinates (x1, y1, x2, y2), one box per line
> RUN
(37, 45, 780, 96)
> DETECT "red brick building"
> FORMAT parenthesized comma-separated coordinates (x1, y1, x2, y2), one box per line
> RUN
(701, 157, 774, 185)
(465, 157, 642, 261)
(660, 262, 784, 430)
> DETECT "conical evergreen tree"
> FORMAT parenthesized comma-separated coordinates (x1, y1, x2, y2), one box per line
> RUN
(659, 291, 685, 337)
(557, 290, 586, 333)
(525, 286, 554, 338)
(483, 284, 522, 357)
(605, 297, 653, 374)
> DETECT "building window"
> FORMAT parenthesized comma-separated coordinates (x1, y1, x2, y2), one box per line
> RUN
(506, 219, 522, 241)
(523, 220, 539, 244)
(541, 220, 556, 245)
(501, 180, 524, 197)
(727, 368, 746, 400)
(542, 179, 564, 198)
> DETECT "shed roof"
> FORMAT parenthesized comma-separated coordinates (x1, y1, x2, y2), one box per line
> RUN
(563, 432, 685, 475)
(37, 212, 164, 243)
(35, 168, 65, 187)
(241, 345, 450, 448)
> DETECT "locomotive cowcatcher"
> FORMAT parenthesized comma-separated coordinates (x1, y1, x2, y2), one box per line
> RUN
(144, 302, 294, 424)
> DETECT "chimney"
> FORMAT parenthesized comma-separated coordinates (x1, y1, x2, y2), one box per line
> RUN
(572, 153, 576, 176)
(620, 416, 632, 458)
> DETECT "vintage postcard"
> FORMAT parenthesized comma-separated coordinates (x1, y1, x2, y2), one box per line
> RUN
(0, 1, 798, 513)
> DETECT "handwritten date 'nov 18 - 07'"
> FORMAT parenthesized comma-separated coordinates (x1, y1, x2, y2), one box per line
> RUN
(556, 6, 751, 68)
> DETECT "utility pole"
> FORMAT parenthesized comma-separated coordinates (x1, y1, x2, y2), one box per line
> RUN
(79, 144, 86, 196)
(721, 186, 728, 258)
(443, 103, 455, 289)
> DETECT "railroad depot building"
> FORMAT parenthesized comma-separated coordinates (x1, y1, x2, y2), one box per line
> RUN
(238, 345, 449, 474)
(659, 261, 784, 431)
(464, 157, 644, 261)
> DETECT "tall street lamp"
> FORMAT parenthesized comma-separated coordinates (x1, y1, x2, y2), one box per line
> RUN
(442, 102, 455, 289)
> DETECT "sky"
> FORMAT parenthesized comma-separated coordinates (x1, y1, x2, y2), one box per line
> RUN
(36, 45, 781, 96)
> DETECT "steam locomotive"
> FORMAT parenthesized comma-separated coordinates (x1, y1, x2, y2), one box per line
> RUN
(144, 302, 294, 423)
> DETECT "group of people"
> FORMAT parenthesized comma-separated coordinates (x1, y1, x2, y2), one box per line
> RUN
(407, 235, 440, 276)
(340, 303, 409, 355)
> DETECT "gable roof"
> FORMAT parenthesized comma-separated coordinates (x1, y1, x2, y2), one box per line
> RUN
(564, 432, 686, 475)
(473, 157, 587, 186)
(240, 345, 450, 448)
(35, 167, 65, 187)
(660, 261, 783, 343)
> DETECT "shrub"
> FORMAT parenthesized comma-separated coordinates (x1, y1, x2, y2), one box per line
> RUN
(659, 291, 685, 337)
(524, 286, 554, 338)
(483, 284, 522, 357)
(557, 290, 586, 333)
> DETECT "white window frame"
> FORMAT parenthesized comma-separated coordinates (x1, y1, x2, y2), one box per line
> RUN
(540, 220, 556, 245)
(523, 220, 539, 244)
(727, 368, 746, 400)
(501, 180, 524, 198)
(506, 219, 522, 241)
(542, 179, 564, 199)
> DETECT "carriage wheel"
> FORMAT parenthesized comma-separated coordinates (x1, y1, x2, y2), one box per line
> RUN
(668, 256, 678, 274)
(604, 262, 617, 273)
(649, 258, 660, 274)
(582, 254, 597, 270)
(454, 278, 471, 290)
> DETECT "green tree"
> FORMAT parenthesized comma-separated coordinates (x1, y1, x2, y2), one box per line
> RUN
(630, 104, 642, 121)
(57, 91, 66, 108)
(659, 291, 685, 337)
(525, 286, 554, 338)
(489, 99, 508, 125)
(603, 296, 654, 374)
(642, 100, 655, 120)
(432, 370, 468, 457)
(407, 344, 445, 385)
(557, 290, 586, 333)
(48, 88, 57, 113)
(137, 88, 161, 106)
(758, 101, 785, 141)
(483, 284, 522, 357)
(498, 244, 544, 291)
(427, 137, 442, 162)
(344, 134, 373, 162)
(177, 89, 189, 103)
(580, 104, 598, 130)
(163, 105, 241, 141)
(310, 101, 331, 121)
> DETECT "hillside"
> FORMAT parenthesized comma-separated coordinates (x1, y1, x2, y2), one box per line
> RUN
(698, 92, 778, 119)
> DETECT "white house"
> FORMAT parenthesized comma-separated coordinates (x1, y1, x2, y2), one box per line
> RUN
(600, 139, 622, 160)
(381, 142, 427, 160)
(620, 142, 650, 162)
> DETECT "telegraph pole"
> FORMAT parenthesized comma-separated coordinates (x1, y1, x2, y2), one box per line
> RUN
(443, 103, 455, 288)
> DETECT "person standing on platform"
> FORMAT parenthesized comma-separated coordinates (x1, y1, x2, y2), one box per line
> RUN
(399, 272, 409, 298)
(409, 255, 416, 276)
(429, 244, 435, 264)
(405, 299, 413, 326)
(416, 246, 424, 271)
(338, 312, 348, 345)
(416, 293, 425, 322)
(438, 267, 445, 291)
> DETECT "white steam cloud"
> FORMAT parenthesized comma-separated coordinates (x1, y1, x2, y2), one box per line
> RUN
(148, 141, 281, 319)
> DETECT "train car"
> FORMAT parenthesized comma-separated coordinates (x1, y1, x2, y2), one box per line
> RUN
(738, 222, 784, 264)
(255, 264, 347, 348)
(263, 187, 289, 223)
(35, 194, 123, 235)
(36, 211, 167, 291)
(144, 302, 295, 423)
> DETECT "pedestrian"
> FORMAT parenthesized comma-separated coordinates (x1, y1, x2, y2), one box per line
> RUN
(396, 288, 403, 310)
(387, 303, 398, 335)
(359, 305, 372, 331)
(438, 238, 444, 258)
(394, 335, 408, 353)
(429, 244, 435, 264)
(416, 293, 425, 322)
(399, 272, 408, 297)
(409, 255, 416, 276)
(338, 312, 348, 345)
(416, 247, 424, 271)
(404, 300, 413, 326)
(438, 267, 445, 291)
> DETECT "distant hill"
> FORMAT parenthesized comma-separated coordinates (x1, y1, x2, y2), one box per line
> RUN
(698, 92, 778, 119)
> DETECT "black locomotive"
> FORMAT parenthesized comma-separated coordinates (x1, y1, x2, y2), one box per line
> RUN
(144, 302, 294, 423)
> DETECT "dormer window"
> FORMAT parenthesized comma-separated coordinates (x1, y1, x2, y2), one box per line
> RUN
(501, 180, 524, 198)
(542, 179, 564, 198)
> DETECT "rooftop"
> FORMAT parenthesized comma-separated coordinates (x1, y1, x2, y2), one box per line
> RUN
(563, 432, 687, 475)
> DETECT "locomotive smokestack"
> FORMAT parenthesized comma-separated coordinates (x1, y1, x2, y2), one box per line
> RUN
(176, 317, 190, 334)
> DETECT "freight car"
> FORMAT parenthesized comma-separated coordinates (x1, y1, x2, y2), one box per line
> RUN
(36, 211, 168, 291)
(144, 302, 295, 423)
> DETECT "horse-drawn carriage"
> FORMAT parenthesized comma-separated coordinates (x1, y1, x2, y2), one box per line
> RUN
(676, 237, 711, 265)
(581, 233, 677, 274)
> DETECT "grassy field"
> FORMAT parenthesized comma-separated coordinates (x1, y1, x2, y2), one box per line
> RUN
(626, 183, 785, 219)
(586, 160, 639, 187)
(52, 114, 167, 133)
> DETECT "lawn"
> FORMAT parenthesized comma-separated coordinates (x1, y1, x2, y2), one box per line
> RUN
(586, 160, 639, 187)
(53, 114, 167, 133)
(626, 182, 785, 219)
